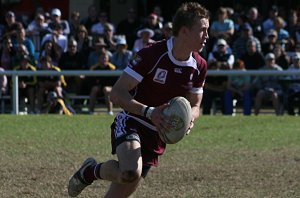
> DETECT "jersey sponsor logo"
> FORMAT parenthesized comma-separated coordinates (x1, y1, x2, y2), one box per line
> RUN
(174, 68, 182, 73)
(153, 68, 168, 84)
(131, 54, 142, 66)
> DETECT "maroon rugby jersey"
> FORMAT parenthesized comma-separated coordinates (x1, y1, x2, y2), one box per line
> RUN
(122, 38, 207, 130)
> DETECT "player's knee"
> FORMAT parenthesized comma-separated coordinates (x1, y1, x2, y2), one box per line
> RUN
(120, 170, 140, 183)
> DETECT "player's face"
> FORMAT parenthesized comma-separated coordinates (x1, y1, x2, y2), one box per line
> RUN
(188, 18, 209, 52)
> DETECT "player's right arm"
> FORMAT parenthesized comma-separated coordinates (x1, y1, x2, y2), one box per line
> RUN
(111, 72, 170, 132)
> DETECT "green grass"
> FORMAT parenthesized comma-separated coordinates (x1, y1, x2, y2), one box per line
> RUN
(0, 115, 300, 198)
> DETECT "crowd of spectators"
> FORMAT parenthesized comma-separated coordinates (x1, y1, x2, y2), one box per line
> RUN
(0, 4, 300, 115)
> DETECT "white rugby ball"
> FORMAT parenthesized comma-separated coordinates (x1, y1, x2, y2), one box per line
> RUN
(159, 96, 192, 144)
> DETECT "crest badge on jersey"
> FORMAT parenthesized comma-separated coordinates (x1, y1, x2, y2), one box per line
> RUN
(153, 68, 168, 84)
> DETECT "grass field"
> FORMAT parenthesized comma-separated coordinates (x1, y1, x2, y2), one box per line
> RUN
(0, 115, 300, 198)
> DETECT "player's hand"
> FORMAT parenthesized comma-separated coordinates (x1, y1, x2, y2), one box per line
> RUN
(150, 103, 170, 133)
(186, 118, 195, 135)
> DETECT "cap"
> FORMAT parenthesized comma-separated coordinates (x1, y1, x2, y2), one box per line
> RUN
(265, 53, 275, 60)
(216, 38, 227, 46)
(94, 37, 107, 47)
(293, 52, 300, 60)
(6, 11, 15, 18)
(241, 23, 252, 31)
(51, 8, 61, 16)
(48, 91, 58, 100)
(137, 28, 154, 38)
(116, 37, 127, 45)
(163, 22, 173, 29)
(267, 29, 277, 37)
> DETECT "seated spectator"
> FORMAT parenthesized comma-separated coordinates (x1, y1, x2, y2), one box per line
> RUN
(241, 39, 265, 70)
(42, 23, 68, 52)
(0, 37, 16, 70)
(210, 7, 234, 46)
(139, 13, 163, 41)
(0, 67, 8, 96)
(132, 28, 155, 54)
(91, 11, 111, 37)
(162, 22, 173, 40)
(87, 37, 112, 68)
(3, 11, 23, 41)
(88, 51, 116, 114)
(232, 23, 261, 59)
(208, 38, 234, 69)
(48, 8, 70, 36)
(38, 39, 62, 67)
(202, 61, 228, 115)
(274, 16, 289, 42)
(253, 53, 283, 115)
(75, 25, 93, 64)
(69, 11, 81, 38)
(14, 27, 35, 62)
(26, 13, 49, 53)
(103, 23, 117, 52)
(273, 44, 290, 70)
(111, 37, 132, 70)
(247, 7, 264, 41)
(43, 91, 73, 115)
(262, 5, 279, 35)
(13, 55, 37, 113)
(80, 4, 99, 35)
(224, 60, 252, 115)
(286, 52, 300, 115)
(59, 39, 85, 94)
(116, 8, 140, 50)
(36, 56, 66, 113)
(262, 29, 278, 55)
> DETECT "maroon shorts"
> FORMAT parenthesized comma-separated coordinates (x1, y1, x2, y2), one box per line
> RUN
(110, 112, 166, 167)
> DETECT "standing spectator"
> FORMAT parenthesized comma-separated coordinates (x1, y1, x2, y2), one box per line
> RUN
(132, 28, 155, 54)
(232, 23, 261, 59)
(286, 53, 300, 115)
(111, 37, 132, 70)
(139, 13, 163, 41)
(36, 56, 66, 113)
(273, 45, 290, 70)
(253, 53, 283, 115)
(13, 55, 37, 113)
(240, 39, 265, 70)
(59, 39, 85, 94)
(48, 8, 70, 36)
(0, 37, 16, 70)
(42, 23, 68, 52)
(26, 13, 49, 54)
(116, 8, 141, 50)
(247, 7, 264, 41)
(88, 51, 116, 114)
(80, 5, 99, 35)
(262, 29, 279, 55)
(210, 7, 234, 44)
(224, 59, 252, 115)
(262, 5, 279, 35)
(208, 38, 234, 69)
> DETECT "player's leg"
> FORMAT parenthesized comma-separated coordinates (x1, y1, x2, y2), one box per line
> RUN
(254, 90, 264, 115)
(103, 139, 143, 197)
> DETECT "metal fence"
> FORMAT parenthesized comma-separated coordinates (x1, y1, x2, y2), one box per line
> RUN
(1, 69, 300, 114)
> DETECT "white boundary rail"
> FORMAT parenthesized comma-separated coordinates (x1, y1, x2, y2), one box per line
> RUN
(1, 69, 300, 114)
